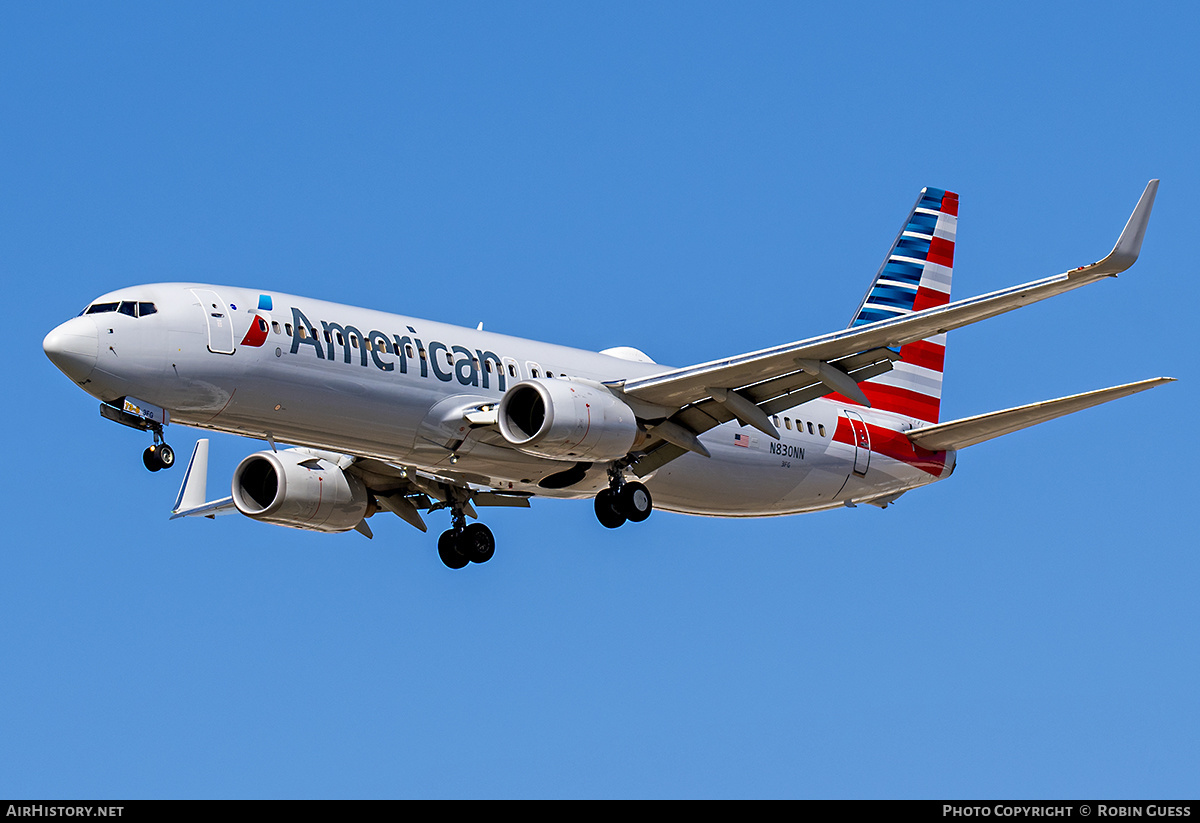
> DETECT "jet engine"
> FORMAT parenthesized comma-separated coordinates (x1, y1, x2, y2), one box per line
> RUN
(231, 449, 370, 533)
(497, 379, 639, 462)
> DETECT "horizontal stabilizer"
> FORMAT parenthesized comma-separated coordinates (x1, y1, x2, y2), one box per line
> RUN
(906, 377, 1174, 451)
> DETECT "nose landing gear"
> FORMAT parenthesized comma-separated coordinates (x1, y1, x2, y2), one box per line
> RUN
(140, 424, 175, 472)
(98, 399, 176, 472)
(142, 442, 175, 472)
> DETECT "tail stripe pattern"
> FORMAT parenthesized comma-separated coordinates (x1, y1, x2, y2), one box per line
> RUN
(844, 187, 957, 424)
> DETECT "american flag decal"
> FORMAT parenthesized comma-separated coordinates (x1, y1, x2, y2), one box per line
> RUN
(733, 433, 751, 448)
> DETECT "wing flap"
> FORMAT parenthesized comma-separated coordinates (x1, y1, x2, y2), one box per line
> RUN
(751, 350, 899, 416)
(906, 377, 1174, 451)
(626, 349, 903, 475)
(630, 441, 689, 476)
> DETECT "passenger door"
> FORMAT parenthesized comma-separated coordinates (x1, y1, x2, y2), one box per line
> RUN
(190, 288, 235, 354)
(845, 410, 871, 476)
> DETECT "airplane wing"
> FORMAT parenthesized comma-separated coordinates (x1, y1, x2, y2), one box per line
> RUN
(904, 377, 1174, 451)
(618, 180, 1158, 412)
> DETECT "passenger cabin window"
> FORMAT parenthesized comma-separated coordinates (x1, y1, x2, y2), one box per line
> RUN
(807, 422, 814, 435)
(785, 418, 792, 430)
(285, 323, 294, 336)
(272, 321, 281, 334)
(818, 424, 826, 437)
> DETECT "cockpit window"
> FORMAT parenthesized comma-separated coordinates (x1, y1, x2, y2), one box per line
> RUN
(80, 301, 157, 318)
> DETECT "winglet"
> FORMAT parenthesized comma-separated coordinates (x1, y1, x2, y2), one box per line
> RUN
(173, 439, 210, 512)
(170, 439, 237, 519)
(1076, 179, 1159, 277)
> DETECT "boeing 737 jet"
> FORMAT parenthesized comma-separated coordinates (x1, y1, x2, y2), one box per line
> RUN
(43, 181, 1172, 568)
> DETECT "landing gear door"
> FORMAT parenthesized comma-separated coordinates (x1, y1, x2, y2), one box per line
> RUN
(191, 288, 236, 355)
(845, 410, 870, 476)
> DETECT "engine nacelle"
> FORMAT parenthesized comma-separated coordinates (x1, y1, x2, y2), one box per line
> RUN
(231, 449, 369, 533)
(497, 379, 639, 461)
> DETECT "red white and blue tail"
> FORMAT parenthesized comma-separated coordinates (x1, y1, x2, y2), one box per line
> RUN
(847, 187, 958, 424)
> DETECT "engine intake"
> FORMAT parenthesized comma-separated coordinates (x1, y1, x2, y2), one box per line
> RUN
(497, 380, 639, 462)
(232, 449, 369, 533)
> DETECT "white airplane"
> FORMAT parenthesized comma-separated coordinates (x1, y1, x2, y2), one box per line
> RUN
(44, 181, 1172, 568)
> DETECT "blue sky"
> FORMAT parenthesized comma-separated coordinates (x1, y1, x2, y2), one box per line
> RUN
(2, 3, 1196, 799)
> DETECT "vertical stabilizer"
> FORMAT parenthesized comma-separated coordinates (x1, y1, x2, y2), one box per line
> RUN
(847, 187, 958, 423)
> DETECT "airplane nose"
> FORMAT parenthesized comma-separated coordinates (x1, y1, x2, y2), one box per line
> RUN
(43, 317, 98, 383)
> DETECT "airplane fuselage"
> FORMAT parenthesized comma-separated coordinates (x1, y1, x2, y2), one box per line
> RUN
(46, 283, 954, 518)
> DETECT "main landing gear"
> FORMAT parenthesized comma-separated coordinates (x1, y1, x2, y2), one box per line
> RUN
(437, 508, 496, 570)
(594, 468, 653, 529)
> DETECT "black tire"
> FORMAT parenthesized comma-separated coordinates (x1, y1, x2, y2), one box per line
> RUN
(618, 482, 653, 523)
(157, 444, 175, 469)
(461, 523, 496, 564)
(143, 447, 162, 472)
(594, 488, 626, 529)
(438, 530, 469, 569)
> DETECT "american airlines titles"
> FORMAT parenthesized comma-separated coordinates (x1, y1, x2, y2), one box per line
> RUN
(289, 307, 509, 392)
